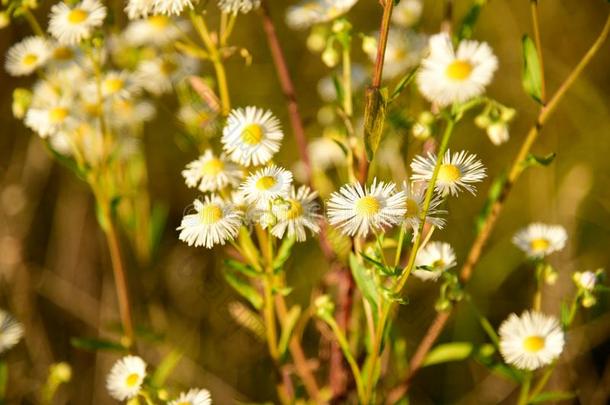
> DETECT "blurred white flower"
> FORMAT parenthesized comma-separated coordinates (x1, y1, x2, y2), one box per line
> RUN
(218, 0, 260, 14)
(48, 0, 107, 45)
(512, 223, 567, 258)
(169, 388, 212, 405)
(391, 0, 422, 28)
(365, 27, 427, 80)
(106, 355, 147, 401)
(5, 36, 51, 76)
(0, 309, 24, 354)
(124, 16, 188, 47)
(486, 122, 509, 145)
(125, 0, 156, 20)
(417, 33, 498, 107)
(153, 0, 196, 16)
(286, 0, 358, 30)
(499, 311, 564, 370)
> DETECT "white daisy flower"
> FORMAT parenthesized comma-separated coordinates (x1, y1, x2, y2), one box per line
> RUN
(411, 149, 487, 197)
(106, 355, 147, 401)
(99, 70, 140, 100)
(285, 0, 358, 30)
(24, 98, 76, 138)
(499, 311, 565, 370)
(365, 28, 427, 80)
(5, 36, 51, 76)
(108, 98, 156, 129)
(417, 33, 498, 107)
(512, 223, 568, 259)
(47, 42, 80, 69)
(125, 0, 156, 19)
(169, 388, 212, 405)
(218, 0, 260, 14)
(271, 185, 321, 242)
(153, 0, 196, 16)
(307, 136, 346, 171)
(413, 241, 456, 281)
(240, 165, 293, 208)
(221, 106, 283, 167)
(0, 309, 24, 354)
(327, 179, 406, 237)
(391, 0, 423, 28)
(182, 150, 243, 192)
(48, 0, 107, 45)
(135, 54, 199, 95)
(124, 16, 188, 47)
(177, 196, 243, 248)
(402, 181, 446, 236)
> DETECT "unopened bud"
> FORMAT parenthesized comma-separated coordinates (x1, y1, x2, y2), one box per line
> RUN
(321, 47, 339, 68)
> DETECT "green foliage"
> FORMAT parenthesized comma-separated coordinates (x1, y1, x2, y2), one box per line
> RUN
(422, 342, 474, 367)
(70, 337, 126, 352)
(456, 0, 488, 41)
(349, 253, 380, 312)
(273, 237, 296, 272)
(0, 361, 6, 401)
(475, 172, 507, 233)
(524, 152, 556, 168)
(151, 350, 183, 387)
(278, 305, 302, 358)
(363, 86, 388, 161)
(223, 266, 264, 309)
(389, 68, 418, 101)
(522, 35, 544, 104)
(529, 391, 577, 403)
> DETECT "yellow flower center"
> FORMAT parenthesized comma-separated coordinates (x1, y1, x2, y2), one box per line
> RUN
(405, 198, 420, 218)
(284, 199, 303, 220)
(84, 102, 102, 117)
(256, 176, 276, 191)
(22, 53, 38, 66)
(125, 373, 140, 387)
(241, 124, 264, 145)
(530, 238, 550, 252)
(53, 46, 74, 60)
(437, 164, 461, 183)
(49, 107, 69, 123)
(432, 259, 445, 268)
(355, 196, 381, 216)
(200, 204, 223, 225)
(104, 78, 124, 94)
(148, 15, 169, 29)
(201, 158, 224, 176)
(176, 402, 191, 405)
(522, 335, 545, 353)
(161, 59, 178, 75)
(445, 59, 473, 81)
(67, 8, 88, 24)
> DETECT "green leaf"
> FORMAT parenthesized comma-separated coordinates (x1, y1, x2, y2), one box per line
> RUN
(149, 202, 169, 256)
(524, 152, 556, 168)
(456, 0, 486, 41)
(331, 74, 344, 107)
(475, 172, 507, 234)
(225, 259, 260, 278)
(278, 306, 302, 358)
(223, 269, 264, 309)
(363, 86, 388, 161)
(390, 67, 418, 100)
(70, 337, 126, 352)
(560, 301, 571, 328)
(150, 350, 183, 387)
(529, 391, 577, 404)
(521, 34, 544, 104)
(273, 237, 296, 272)
(422, 342, 474, 367)
(349, 253, 380, 311)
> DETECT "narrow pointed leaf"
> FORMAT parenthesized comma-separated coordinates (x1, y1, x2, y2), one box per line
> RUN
(529, 391, 577, 403)
(363, 86, 388, 161)
(422, 342, 474, 367)
(349, 253, 380, 310)
(223, 269, 263, 309)
(521, 35, 543, 104)
(278, 305, 302, 358)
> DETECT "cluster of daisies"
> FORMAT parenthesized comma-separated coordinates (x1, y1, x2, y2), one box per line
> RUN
(178, 106, 322, 247)
(106, 355, 212, 404)
(0, 309, 24, 355)
(4, 0, 209, 161)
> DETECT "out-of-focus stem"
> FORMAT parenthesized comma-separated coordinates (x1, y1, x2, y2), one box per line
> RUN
(517, 373, 532, 405)
(258, 0, 312, 182)
(342, 44, 353, 117)
(393, 13, 610, 397)
(23, 9, 44, 36)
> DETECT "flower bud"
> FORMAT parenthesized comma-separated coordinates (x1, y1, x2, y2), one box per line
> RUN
(582, 293, 597, 308)
(321, 47, 339, 68)
(315, 295, 335, 320)
(0, 12, 10, 29)
(12, 88, 31, 119)
(361, 35, 377, 55)
(332, 19, 351, 34)
(307, 27, 327, 53)
(500, 106, 517, 122)
(486, 122, 509, 145)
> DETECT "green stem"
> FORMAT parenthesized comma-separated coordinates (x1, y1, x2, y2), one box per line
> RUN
(23, 9, 44, 36)
(326, 316, 366, 402)
(393, 225, 406, 268)
(517, 373, 532, 405)
(533, 261, 544, 311)
(342, 42, 353, 117)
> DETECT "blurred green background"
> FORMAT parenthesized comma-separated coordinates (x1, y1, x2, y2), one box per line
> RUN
(1, 0, 610, 403)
